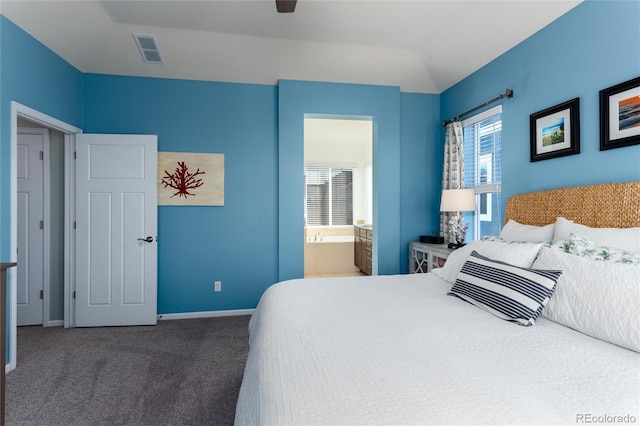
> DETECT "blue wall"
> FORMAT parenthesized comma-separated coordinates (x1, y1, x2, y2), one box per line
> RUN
(0, 16, 82, 258)
(441, 0, 640, 210)
(277, 81, 439, 278)
(400, 93, 441, 265)
(279, 80, 400, 279)
(83, 75, 438, 311)
(83, 74, 279, 312)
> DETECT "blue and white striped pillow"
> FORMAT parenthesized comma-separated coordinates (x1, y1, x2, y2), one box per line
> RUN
(448, 251, 562, 326)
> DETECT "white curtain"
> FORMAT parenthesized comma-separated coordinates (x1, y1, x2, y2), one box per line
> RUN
(440, 121, 465, 244)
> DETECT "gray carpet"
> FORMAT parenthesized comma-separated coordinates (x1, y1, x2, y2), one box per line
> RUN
(6, 315, 251, 426)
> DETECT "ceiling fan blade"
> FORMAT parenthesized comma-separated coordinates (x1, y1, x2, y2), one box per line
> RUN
(276, 0, 297, 13)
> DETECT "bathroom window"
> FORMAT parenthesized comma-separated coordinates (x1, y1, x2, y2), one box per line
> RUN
(305, 166, 353, 226)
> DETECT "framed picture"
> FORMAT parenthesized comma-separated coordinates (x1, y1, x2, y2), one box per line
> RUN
(158, 152, 225, 206)
(530, 98, 580, 162)
(599, 76, 640, 150)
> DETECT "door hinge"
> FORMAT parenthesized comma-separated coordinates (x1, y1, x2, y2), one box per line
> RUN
(40, 220, 44, 230)
(73, 291, 76, 299)
(40, 151, 44, 160)
(40, 289, 44, 299)
(74, 151, 77, 160)
(74, 221, 76, 229)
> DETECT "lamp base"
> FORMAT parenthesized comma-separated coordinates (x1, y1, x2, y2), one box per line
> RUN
(448, 242, 466, 249)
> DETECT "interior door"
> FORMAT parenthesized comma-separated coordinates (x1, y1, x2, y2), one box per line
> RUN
(75, 134, 157, 327)
(17, 129, 46, 326)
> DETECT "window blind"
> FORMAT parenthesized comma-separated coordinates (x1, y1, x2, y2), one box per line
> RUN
(305, 166, 353, 226)
(463, 106, 502, 192)
(305, 166, 330, 226)
(331, 168, 353, 225)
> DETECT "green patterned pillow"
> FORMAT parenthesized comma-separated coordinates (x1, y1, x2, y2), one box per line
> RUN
(481, 235, 566, 250)
(565, 233, 640, 266)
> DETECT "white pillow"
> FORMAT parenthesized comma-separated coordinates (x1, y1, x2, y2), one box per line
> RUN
(500, 219, 554, 242)
(482, 235, 567, 251)
(553, 217, 640, 252)
(533, 246, 640, 352)
(431, 239, 543, 284)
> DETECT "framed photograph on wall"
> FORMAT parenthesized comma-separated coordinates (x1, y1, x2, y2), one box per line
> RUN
(530, 98, 580, 162)
(599, 76, 640, 150)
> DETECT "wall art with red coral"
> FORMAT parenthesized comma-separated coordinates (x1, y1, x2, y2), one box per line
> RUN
(158, 152, 224, 206)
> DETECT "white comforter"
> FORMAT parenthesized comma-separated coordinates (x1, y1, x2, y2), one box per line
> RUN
(235, 273, 640, 425)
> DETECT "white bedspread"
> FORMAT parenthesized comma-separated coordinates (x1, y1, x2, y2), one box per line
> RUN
(235, 273, 640, 425)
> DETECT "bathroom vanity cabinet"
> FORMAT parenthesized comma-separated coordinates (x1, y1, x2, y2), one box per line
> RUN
(354, 226, 372, 275)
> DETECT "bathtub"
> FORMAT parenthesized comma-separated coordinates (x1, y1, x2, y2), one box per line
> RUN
(304, 228, 359, 275)
(306, 235, 354, 243)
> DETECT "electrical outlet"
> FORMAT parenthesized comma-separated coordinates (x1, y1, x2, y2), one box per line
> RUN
(214, 281, 222, 292)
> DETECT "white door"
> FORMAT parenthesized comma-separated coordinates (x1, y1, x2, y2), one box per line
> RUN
(17, 129, 46, 326)
(75, 134, 158, 327)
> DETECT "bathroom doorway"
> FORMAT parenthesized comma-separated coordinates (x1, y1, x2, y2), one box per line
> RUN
(303, 117, 373, 278)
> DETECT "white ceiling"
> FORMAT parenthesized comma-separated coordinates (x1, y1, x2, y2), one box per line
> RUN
(1, 0, 582, 94)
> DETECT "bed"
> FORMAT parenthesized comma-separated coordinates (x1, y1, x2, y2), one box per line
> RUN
(235, 182, 640, 425)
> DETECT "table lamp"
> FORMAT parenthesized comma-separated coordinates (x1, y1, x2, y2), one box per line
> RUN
(440, 188, 477, 249)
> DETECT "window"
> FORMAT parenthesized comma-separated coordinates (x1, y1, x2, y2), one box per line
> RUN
(305, 166, 353, 226)
(463, 105, 502, 239)
(478, 153, 492, 222)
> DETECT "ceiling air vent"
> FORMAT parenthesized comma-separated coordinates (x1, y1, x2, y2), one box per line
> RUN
(133, 33, 165, 64)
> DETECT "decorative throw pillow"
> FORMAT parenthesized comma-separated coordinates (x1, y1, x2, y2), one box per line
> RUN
(448, 251, 562, 326)
(534, 246, 640, 352)
(565, 233, 640, 266)
(553, 217, 640, 252)
(481, 235, 565, 250)
(431, 240, 543, 284)
(499, 219, 554, 242)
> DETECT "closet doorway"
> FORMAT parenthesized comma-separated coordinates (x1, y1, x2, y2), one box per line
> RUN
(9, 102, 81, 371)
(16, 119, 65, 327)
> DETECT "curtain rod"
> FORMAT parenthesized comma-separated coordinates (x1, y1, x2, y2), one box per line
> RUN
(442, 88, 514, 127)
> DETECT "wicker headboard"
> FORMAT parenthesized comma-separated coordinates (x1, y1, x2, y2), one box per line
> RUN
(504, 182, 640, 228)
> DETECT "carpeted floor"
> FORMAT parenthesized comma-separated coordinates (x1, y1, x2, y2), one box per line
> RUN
(6, 315, 251, 426)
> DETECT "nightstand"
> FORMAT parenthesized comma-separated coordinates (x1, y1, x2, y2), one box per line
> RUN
(409, 242, 455, 273)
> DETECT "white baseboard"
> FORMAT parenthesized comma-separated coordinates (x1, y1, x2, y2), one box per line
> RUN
(46, 320, 64, 327)
(157, 309, 254, 321)
(6, 363, 11, 374)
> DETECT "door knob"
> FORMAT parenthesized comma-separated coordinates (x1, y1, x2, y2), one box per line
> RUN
(138, 236, 154, 243)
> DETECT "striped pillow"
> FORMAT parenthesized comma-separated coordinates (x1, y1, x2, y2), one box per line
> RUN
(448, 251, 562, 326)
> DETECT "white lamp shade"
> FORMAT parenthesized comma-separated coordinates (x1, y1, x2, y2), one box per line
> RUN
(440, 188, 477, 212)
